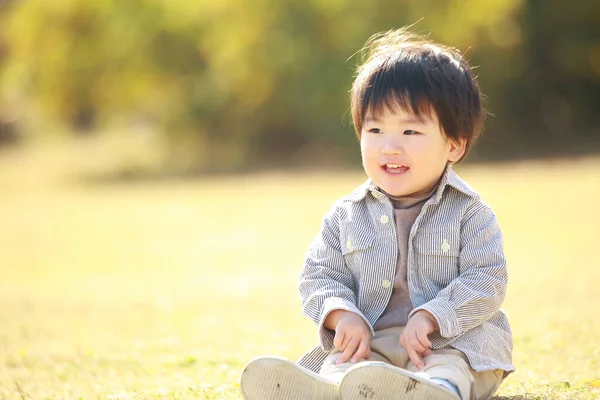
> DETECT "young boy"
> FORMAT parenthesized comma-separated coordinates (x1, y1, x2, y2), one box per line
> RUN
(241, 28, 514, 400)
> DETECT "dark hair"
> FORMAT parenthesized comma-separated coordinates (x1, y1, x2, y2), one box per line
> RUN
(350, 28, 485, 162)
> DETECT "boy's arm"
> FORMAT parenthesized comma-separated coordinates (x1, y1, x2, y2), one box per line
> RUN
(409, 202, 507, 339)
(298, 202, 372, 351)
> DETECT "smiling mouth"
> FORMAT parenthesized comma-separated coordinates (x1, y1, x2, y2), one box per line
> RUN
(383, 163, 409, 174)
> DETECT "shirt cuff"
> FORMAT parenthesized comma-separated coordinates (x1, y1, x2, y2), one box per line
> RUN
(410, 298, 461, 339)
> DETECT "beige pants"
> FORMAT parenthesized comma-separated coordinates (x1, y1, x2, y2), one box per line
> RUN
(319, 327, 504, 400)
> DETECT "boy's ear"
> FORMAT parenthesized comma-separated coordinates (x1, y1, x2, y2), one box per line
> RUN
(447, 137, 467, 163)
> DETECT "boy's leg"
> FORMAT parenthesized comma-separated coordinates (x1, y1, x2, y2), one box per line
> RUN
(472, 369, 504, 400)
(241, 356, 340, 400)
(332, 325, 503, 400)
(405, 349, 504, 400)
(338, 328, 460, 400)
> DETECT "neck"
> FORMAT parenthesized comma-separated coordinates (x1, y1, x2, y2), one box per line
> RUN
(383, 184, 439, 209)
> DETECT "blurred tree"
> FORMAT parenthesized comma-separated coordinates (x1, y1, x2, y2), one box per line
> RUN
(0, 0, 18, 145)
(513, 0, 600, 156)
(0, 0, 599, 170)
(0, 1, 168, 135)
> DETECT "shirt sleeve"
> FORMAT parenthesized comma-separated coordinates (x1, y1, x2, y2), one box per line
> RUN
(409, 202, 508, 339)
(298, 201, 372, 351)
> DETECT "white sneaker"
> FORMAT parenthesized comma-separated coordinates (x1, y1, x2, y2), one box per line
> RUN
(339, 362, 461, 400)
(241, 356, 340, 400)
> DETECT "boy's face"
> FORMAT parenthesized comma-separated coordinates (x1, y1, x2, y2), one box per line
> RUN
(360, 107, 466, 197)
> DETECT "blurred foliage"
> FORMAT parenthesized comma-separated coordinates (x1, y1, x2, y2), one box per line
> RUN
(0, 0, 599, 173)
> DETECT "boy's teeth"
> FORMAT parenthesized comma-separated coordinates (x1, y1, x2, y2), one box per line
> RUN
(387, 164, 401, 168)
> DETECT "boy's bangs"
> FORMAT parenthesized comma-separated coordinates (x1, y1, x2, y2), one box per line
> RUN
(350, 29, 484, 162)
(360, 61, 436, 123)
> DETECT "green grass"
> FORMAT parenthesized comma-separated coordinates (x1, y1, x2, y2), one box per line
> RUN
(0, 144, 599, 399)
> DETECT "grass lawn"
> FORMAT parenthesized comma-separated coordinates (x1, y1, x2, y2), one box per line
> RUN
(0, 144, 599, 399)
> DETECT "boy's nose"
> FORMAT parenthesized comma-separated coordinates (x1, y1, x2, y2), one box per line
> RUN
(381, 138, 404, 155)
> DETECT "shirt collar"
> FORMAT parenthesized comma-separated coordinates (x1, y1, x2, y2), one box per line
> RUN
(347, 165, 480, 203)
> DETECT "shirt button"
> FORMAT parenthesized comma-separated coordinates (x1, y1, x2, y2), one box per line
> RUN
(382, 279, 392, 288)
(346, 238, 352, 250)
(379, 215, 389, 224)
(441, 239, 450, 253)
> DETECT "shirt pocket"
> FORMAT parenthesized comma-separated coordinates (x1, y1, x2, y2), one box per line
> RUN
(413, 231, 460, 289)
(340, 221, 375, 276)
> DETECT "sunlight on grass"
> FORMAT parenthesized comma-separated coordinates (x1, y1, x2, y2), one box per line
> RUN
(0, 144, 599, 399)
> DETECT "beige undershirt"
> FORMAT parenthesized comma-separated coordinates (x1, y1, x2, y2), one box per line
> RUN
(373, 185, 437, 331)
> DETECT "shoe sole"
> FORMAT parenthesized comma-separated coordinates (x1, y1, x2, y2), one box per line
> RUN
(340, 362, 460, 400)
(241, 356, 340, 400)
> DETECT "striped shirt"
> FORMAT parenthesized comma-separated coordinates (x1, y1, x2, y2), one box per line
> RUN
(297, 166, 514, 373)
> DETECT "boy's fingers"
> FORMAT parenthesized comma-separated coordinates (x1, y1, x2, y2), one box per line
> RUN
(351, 339, 370, 363)
(333, 332, 345, 350)
(406, 345, 425, 370)
(416, 330, 432, 349)
(337, 330, 349, 350)
(409, 332, 427, 353)
(337, 337, 359, 364)
(341, 333, 352, 350)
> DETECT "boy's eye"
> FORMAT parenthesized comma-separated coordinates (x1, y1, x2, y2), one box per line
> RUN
(368, 128, 382, 134)
(404, 130, 420, 135)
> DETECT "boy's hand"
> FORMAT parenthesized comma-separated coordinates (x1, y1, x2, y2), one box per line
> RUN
(325, 310, 371, 364)
(400, 310, 439, 370)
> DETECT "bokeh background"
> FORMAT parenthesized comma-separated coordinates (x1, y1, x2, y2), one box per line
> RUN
(1, 1, 600, 399)
(1, 0, 600, 172)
